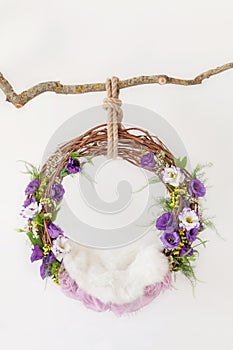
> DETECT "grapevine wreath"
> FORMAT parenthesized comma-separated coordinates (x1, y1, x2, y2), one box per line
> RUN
(18, 77, 213, 315)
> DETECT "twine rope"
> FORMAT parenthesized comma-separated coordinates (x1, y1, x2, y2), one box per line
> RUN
(103, 76, 123, 159)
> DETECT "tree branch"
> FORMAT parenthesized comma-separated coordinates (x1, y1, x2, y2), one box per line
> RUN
(0, 62, 232, 108)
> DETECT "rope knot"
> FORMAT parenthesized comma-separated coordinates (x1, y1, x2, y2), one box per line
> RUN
(103, 77, 123, 159)
(103, 96, 123, 124)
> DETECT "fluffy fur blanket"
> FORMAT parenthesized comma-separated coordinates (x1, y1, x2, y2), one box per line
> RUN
(63, 231, 170, 305)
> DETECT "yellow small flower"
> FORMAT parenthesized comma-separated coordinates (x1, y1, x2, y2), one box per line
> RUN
(43, 244, 51, 257)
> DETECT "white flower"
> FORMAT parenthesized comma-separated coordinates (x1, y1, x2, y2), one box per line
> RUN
(179, 208, 200, 230)
(20, 200, 42, 219)
(52, 235, 71, 262)
(32, 224, 39, 239)
(162, 165, 183, 187)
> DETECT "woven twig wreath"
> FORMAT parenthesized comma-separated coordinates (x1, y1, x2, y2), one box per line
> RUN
(19, 122, 211, 311)
(18, 77, 212, 314)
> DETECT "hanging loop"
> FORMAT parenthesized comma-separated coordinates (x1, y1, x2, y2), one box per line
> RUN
(103, 76, 122, 159)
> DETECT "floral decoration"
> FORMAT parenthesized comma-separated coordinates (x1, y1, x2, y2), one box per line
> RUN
(18, 146, 213, 289)
(140, 152, 213, 285)
(18, 152, 90, 284)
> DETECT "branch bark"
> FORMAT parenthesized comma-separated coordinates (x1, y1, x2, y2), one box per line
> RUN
(0, 62, 232, 108)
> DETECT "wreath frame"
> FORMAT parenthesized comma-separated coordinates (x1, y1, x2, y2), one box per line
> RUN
(19, 123, 210, 301)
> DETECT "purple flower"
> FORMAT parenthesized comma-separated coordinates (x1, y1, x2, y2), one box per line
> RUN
(25, 179, 40, 195)
(47, 223, 63, 239)
(141, 152, 155, 168)
(66, 157, 81, 174)
(23, 197, 35, 208)
(160, 231, 180, 249)
(188, 178, 206, 197)
(180, 244, 194, 257)
(30, 245, 43, 262)
(186, 227, 199, 242)
(40, 251, 56, 279)
(50, 183, 65, 202)
(156, 212, 174, 232)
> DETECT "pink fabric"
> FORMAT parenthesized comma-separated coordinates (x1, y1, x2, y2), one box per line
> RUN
(58, 267, 172, 316)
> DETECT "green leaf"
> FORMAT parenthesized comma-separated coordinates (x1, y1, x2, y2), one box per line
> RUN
(192, 162, 213, 179)
(174, 156, 187, 169)
(180, 156, 187, 169)
(187, 255, 196, 261)
(32, 213, 44, 227)
(70, 152, 81, 158)
(149, 176, 161, 184)
(50, 261, 61, 275)
(86, 158, 94, 166)
(27, 232, 43, 248)
(18, 160, 40, 180)
(51, 205, 61, 221)
(60, 167, 70, 178)
(15, 228, 25, 233)
(172, 255, 197, 288)
(134, 176, 161, 193)
(195, 236, 208, 248)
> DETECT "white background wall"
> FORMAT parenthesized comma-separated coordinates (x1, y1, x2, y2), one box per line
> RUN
(0, 1, 233, 349)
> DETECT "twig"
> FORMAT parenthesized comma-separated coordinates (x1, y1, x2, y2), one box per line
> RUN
(0, 62, 232, 108)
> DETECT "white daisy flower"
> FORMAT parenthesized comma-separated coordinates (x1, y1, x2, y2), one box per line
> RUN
(162, 165, 183, 187)
(20, 199, 42, 219)
(179, 208, 200, 230)
(52, 235, 71, 262)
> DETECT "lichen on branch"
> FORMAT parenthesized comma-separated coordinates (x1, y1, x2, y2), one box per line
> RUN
(0, 62, 232, 108)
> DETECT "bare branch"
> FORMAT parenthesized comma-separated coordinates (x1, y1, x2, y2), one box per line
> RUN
(0, 62, 232, 108)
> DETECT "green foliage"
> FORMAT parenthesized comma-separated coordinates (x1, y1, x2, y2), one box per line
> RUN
(16, 228, 25, 233)
(134, 175, 161, 193)
(192, 162, 212, 181)
(49, 261, 61, 284)
(27, 231, 43, 248)
(195, 236, 208, 248)
(172, 255, 197, 287)
(70, 152, 81, 158)
(149, 176, 161, 185)
(174, 156, 187, 170)
(81, 156, 94, 166)
(155, 196, 172, 212)
(202, 218, 223, 239)
(19, 161, 40, 180)
(51, 205, 61, 221)
(50, 261, 61, 276)
(60, 167, 70, 178)
(32, 213, 44, 227)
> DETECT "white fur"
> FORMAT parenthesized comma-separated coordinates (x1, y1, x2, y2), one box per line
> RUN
(63, 231, 169, 305)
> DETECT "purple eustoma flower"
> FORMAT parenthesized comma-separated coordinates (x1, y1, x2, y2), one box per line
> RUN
(186, 227, 199, 242)
(160, 231, 180, 249)
(25, 179, 40, 195)
(156, 212, 174, 232)
(30, 245, 43, 262)
(188, 178, 206, 197)
(66, 157, 81, 174)
(180, 244, 194, 257)
(23, 197, 35, 208)
(50, 183, 65, 202)
(40, 251, 56, 279)
(47, 223, 63, 239)
(141, 152, 155, 168)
